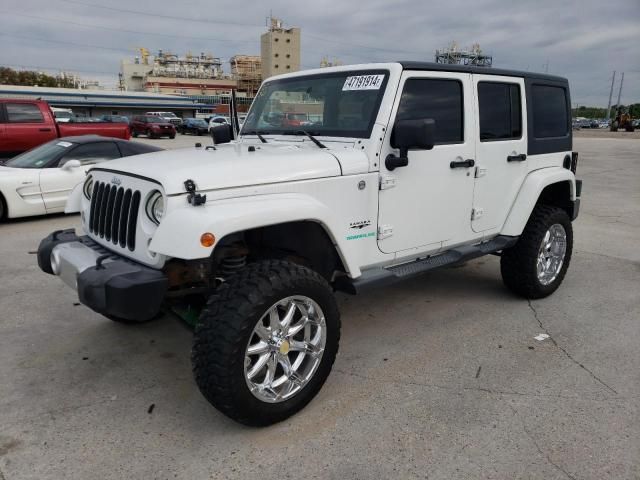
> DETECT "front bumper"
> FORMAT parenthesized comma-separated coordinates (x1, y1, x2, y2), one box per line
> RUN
(38, 230, 168, 321)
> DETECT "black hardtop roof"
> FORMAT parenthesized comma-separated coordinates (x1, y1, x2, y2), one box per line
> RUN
(57, 135, 162, 151)
(399, 61, 568, 83)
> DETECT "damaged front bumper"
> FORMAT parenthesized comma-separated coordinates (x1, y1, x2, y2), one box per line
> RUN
(38, 229, 168, 321)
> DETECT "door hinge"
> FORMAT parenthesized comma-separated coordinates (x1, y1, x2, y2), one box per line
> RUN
(471, 207, 484, 221)
(377, 224, 394, 240)
(379, 175, 396, 190)
(475, 166, 487, 178)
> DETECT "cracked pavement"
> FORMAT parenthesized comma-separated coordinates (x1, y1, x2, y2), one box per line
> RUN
(1, 133, 639, 479)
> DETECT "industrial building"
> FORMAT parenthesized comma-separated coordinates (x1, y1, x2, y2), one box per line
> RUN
(0, 84, 209, 119)
(120, 49, 237, 96)
(260, 17, 301, 79)
(230, 55, 262, 97)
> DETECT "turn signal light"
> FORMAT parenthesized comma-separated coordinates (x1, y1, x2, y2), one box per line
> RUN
(200, 232, 216, 247)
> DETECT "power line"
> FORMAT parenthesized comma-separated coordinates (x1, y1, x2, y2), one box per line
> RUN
(1, 32, 133, 54)
(56, 0, 264, 28)
(53, 0, 426, 56)
(0, 11, 259, 45)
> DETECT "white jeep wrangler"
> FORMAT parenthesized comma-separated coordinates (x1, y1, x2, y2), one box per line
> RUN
(38, 62, 582, 426)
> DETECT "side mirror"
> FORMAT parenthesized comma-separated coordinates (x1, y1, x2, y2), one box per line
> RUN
(386, 119, 436, 171)
(61, 159, 82, 170)
(210, 123, 233, 145)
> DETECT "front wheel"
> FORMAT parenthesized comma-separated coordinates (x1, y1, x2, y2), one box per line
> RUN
(192, 260, 340, 426)
(501, 205, 573, 299)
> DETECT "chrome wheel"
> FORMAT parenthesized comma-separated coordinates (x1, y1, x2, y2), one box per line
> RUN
(537, 223, 567, 285)
(244, 296, 326, 403)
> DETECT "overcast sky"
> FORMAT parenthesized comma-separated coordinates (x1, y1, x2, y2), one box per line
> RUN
(1, 0, 638, 106)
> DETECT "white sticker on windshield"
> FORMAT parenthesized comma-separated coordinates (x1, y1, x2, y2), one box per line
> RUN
(342, 74, 385, 91)
(56, 141, 73, 148)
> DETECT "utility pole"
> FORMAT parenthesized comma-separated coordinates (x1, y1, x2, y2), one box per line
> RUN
(615, 72, 625, 112)
(606, 71, 616, 120)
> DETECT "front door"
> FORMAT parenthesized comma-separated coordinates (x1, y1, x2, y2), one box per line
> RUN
(471, 75, 528, 233)
(377, 71, 476, 254)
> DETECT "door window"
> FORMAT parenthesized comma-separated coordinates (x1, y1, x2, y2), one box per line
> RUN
(478, 82, 522, 141)
(396, 79, 463, 144)
(58, 142, 121, 166)
(5, 103, 44, 123)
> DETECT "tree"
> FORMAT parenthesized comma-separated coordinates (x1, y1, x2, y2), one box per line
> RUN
(0, 67, 78, 88)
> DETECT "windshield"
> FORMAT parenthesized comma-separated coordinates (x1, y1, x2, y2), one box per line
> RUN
(54, 111, 73, 119)
(242, 70, 389, 138)
(146, 116, 164, 123)
(5, 140, 74, 168)
(191, 119, 207, 126)
(161, 112, 177, 118)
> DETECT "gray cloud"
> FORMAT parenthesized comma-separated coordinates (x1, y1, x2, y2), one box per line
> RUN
(1, 0, 638, 106)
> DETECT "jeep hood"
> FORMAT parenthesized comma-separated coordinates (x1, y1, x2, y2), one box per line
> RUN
(95, 143, 346, 194)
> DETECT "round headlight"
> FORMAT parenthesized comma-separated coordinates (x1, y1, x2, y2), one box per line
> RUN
(146, 190, 164, 224)
(83, 175, 94, 200)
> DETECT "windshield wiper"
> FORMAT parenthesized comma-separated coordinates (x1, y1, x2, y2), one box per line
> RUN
(243, 130, 268, 143)
(295, 130, 326, 149)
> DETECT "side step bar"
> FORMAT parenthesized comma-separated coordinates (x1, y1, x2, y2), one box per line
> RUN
(335, 235, 518, 294)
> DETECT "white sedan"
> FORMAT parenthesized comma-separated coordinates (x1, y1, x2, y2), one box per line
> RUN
(0, 135, 161, 220)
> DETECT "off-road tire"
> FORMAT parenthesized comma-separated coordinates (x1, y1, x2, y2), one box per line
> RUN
(500, 204, 573, 299)
(192, 260, 340, 426)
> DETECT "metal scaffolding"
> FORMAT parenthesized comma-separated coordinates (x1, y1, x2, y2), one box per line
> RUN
(435, 42, 492, 67)
(230, 55, 262, 95)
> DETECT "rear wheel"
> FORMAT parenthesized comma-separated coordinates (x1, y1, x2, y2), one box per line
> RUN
(501, 205, 573, 299)
(192, 260, 340, 426)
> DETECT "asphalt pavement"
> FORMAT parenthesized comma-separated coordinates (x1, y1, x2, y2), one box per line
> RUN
(0, 132, 638, 479)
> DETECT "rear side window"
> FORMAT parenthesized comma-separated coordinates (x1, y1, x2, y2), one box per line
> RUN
(478, 82, 522, 141)
(396, 78, 463, 144)
(5, 103, 44, 123)
(532, 85, 569, 138)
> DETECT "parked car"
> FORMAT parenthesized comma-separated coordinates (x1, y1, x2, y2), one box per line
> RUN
(208, 116, 230, 131)
(0, 135, 161, 220)
(179, 118, 209, 136)
(145, 111, 182, 127)
(131, 116, 176, 139)
(51, 107, 74, 123)
(0, 100, 131, 158)
(39, 62, 581, 426)
(100, 115, 130, 125)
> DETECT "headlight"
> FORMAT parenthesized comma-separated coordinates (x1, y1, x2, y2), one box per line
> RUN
(145, 190, 164, 224)
(83, 175, 94, 200)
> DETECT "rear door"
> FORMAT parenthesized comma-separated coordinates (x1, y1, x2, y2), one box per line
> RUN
(3, 102, 57, 153)
(40, 141, 122, 212)
(471, 75, 527, 233)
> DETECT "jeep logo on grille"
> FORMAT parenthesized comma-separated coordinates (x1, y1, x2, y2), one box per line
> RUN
(110, 177, 122, 186)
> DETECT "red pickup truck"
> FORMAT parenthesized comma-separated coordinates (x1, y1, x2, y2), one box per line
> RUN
(0, 99, 131, 158)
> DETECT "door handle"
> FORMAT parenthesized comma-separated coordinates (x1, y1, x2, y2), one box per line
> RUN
(39, 128, 52, 132)
(507, 153, 527, 162)
(450, 159, 475, 169)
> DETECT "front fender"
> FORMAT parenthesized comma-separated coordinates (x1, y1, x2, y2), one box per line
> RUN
(149, 193, 360, 276)
(64, 183, 83, 213)
(502, 167, 576, 236)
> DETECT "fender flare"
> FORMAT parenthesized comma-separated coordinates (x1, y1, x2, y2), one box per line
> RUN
(149, 193, 361, 276)
(501, 167, 576, 236)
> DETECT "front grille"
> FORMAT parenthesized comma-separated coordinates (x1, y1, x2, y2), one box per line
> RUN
(89, 181, 141, 251)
